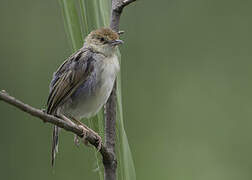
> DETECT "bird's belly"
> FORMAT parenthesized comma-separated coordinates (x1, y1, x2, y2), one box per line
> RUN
(64, 61, 118, 119)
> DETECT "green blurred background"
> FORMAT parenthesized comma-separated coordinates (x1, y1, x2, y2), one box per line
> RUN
(1, 0, 252, 179)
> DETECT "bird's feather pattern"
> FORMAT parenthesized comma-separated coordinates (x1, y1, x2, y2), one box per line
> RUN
(47, 48, 95, 115)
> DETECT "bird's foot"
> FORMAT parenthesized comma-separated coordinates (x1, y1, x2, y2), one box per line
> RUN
(78, 125, 102, 151)
(78, 125, 90, 146)
(90, 129, 102, 152)
(59, 114, 76, 126)
(74, 134, 80, 146)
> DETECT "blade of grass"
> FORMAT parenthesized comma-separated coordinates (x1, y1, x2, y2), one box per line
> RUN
(115, 50, 136, 180)
(78, 0, 89, 36)
(58, 0, 83, 51)
(98, 0, 111, 27)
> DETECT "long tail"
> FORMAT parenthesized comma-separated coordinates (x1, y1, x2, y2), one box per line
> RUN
(51, 125, 59, 167)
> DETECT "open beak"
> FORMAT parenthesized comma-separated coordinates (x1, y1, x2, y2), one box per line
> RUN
(110, 39, 124, 46)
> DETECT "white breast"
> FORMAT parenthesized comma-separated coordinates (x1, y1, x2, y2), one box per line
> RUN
(95, 55, 120, 110)
(65, 55, 120, 119)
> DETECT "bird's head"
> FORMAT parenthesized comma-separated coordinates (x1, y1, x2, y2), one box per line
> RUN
(84, 27, 123, 56)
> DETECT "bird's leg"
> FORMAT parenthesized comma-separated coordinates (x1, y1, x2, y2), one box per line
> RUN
(74, 133, 81, 146)
(58, 114, 76, 126)
(57, 114, 83, 146)
(59, 114, 78, 144)
(77, 125, 89, 146)
(71, 117, 102, 151)
(77, 125, 90, 146)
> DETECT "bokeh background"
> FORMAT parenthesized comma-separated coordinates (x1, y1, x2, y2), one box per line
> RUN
(1, 0, 252, 179)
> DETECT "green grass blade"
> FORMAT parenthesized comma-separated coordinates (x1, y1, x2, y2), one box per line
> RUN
(98, 0, 111, 26)
(78, 0, 89, 36)
(58, 0, 83, 51)
(116, 51, 136, 180)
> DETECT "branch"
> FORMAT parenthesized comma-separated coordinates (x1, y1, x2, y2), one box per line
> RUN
(104, 0, 136, 180)
(110, 0, 136, 32)
(0, 90, 114, 163)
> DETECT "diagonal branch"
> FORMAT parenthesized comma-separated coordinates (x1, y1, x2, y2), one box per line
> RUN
(0, 90, 114, 163)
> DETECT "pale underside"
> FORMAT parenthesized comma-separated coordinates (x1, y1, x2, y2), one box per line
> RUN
(61, 54, 119, 119)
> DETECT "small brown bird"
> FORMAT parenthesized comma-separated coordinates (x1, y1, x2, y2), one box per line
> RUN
(47, 27, 123, 166)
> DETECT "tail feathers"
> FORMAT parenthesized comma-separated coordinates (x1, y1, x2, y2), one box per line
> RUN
(51, 125, 60, 167)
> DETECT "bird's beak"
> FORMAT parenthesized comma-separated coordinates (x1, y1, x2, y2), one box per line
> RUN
(110, 39, 124, 46)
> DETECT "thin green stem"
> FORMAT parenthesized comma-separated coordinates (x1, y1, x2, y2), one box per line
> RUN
(58, 0, 83, 51)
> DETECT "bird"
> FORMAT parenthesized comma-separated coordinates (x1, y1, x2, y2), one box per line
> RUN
(46, 27, 123, 166)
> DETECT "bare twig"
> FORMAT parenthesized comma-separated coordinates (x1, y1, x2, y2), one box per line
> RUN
(104, 0, 136, 180)
(0, 90, 114, 163)
(110, 0, 136, 32)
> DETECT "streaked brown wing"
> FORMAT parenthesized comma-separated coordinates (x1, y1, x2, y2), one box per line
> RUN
(47, 48, 94, 114)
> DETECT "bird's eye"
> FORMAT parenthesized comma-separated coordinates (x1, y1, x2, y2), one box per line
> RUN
(100, 37, 105, 42)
